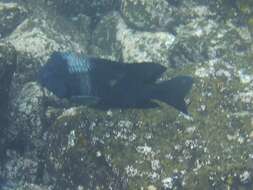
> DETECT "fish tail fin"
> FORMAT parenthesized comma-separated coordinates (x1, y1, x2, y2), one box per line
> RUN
(151, 76, 193, 114)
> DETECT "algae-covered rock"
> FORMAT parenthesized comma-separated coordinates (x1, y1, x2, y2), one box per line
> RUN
(10, 82, 45, 149)
(236, 0, 253, 15)
(121, 0, 175, 31)
(45, 107, 130, 190)
(0, 2, 27, 38)
(91, 12, 122, 60)
(45, 105, 181, 190)
(7, 18, 85, 61)
(0, 42, 16, 123)
(171, 17, 252, 68)
(2, 150, 38, 186)
(117, 17, 175, 65)
(0, 42, 16, 165)
(1, 82, 47, 188)
(121, 0, 215, 31)
(47, 0, 120, 22)
(7, 7, 90, 61)
(14, 183, 48, 190)
(92, 12, 175, 65)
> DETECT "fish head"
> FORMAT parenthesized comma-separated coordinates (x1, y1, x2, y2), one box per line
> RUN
(38, 52, 70, 98)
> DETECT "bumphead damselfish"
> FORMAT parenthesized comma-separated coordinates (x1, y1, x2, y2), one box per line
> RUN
(38, 52, 193, 114)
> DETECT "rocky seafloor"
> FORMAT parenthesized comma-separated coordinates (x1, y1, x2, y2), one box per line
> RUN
(0, 0, 253, 189)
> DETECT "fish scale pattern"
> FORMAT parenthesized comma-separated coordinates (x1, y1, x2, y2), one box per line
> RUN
(62, 53, 92, 74)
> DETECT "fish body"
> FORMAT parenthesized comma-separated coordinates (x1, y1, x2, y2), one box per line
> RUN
(38, 52, 193, 113)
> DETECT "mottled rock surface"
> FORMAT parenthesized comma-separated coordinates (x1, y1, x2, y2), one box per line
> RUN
(0, 2, 27, 38)
(0, 42, 16, 166)
(121, 0, 175, 30)
(91, 12, 122, 60)
(7, 13, 89, 61)
(92, 13, 175, 65)
(47, 0, 120, 21)
(0, 42, 16, 122)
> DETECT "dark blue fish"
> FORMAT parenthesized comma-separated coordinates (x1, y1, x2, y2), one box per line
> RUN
(38, 52, 193, 114)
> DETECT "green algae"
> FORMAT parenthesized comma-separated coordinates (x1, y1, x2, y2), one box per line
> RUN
(237, 0, 253, 15)
(46, 79, 253, 189)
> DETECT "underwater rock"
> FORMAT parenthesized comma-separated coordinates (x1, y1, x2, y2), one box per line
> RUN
(7, 12, 89, 61)
(45, 107, 129, 190)
(170, 10, 252, 68)
(9, 82, 45, 150)
(121, 0, 176, 31)
(121, 0, 214, 32)
(2, 150, 38, 186)
(0, 2, 27, 38)
(92, 12, 175, 65)
(1, 82, 46, 189)
(0, 42, 16, 121)
(0, 42, 16, 164)
(169, 36, 209, 68)
(11, 183, 49, 190)
(44, 106, 181, 189)
(116, 16, 175, 65)
(48, 0, 120, 23)
(91, 12, 122, 60)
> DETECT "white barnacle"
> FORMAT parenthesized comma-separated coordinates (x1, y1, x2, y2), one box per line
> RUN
(240, 171, 250, 183)
(136, 144, 152, 156)
(125, 165, 138, 177)
(67, 130, 76, 149)
(162, 177, 173, 189)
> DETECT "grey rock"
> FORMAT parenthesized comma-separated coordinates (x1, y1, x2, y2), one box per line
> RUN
(0, 42, 16, 122)
(15, 183, 51, 190)
(9, 82, 45, 150)
(45, 107, 132, 190)
(0, 2, 27, 38)
(91, 12, 176, 65)
(121, 0, 175, 31)
(173, 16, 251, 68)
(91, 12, 122, 60)
(2, 82, 46, 188)
(121, 0, 219, 32)
(117, 16, 175, 65)
(47, 0, 120, 21)
(3, 150, 38, 184)
(0, 42, 16, 164)
(7, 14, 88, 61)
